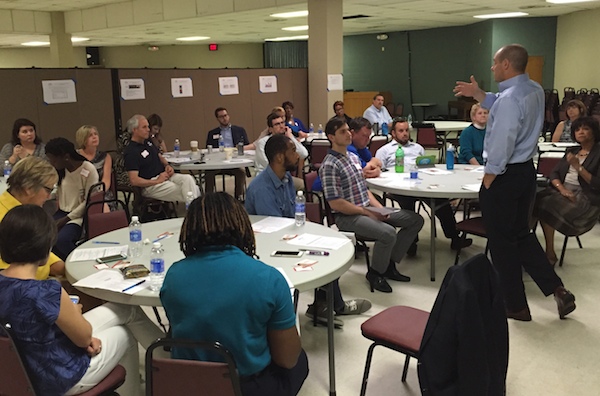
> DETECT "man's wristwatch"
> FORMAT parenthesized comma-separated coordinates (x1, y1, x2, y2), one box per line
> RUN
(578, 166, 584, 172)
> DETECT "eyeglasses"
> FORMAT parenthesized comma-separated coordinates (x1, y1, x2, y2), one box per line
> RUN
(273, 121, 285, 126)
(42, 184, 57, 194)
(217, 114, 229, 119)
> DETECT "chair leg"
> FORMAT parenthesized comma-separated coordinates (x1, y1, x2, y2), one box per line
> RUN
(312, 289, 318, 327)
(453, 232, 467, 265)
(360, 343, 378, 396)
(576, 236, 583, 249)
(152, 307, 168, 333)
(401, 355, 411, 382)
(559, 236, 569, 267)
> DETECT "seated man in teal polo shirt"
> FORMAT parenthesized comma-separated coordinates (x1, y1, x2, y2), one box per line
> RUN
(246, 134, 371, 327)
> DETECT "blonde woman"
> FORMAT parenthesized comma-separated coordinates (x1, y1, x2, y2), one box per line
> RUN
(458, 103, 489, 165)
(76, 125, 114, 205)
(552, 99, 587, 143)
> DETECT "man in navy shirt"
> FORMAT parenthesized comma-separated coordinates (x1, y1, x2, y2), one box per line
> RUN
(246, 134, 372, 327)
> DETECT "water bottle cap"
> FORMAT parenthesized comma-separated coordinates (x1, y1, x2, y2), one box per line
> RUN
(297, 191, 303, 196)
(4, 160, 8, 165)
(131, 216, 139, 222)
(153, 242, 161, 248)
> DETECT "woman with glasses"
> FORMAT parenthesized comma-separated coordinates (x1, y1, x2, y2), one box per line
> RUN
(0, 118, 47, 173)
(45, 137, 99, 261)
(0, 156, 64, 279)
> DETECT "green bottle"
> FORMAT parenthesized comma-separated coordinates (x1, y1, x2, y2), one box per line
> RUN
(395, 146, 404, 173)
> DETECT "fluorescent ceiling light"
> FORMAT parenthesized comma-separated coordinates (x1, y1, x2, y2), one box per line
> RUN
(71, 37, 89, 43)
(265, 35, 309, 41)
(282, 25, 309, 31)
(21, 41, 49, 46)
(474, 12, 528, 19)
(546, 0, 598, 3)
(270, 10, 308, 18)
(176, 36, 210, 41)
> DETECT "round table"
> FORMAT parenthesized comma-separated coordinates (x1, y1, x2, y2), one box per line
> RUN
(366, 164, 481, 281)
(165, 150, 255, 171)
(66, 215, 354, 395)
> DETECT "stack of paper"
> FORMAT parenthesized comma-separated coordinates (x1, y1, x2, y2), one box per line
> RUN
(73, 270, 149, 295)
(252, 217, 295, 233)
(287, 233, 350, 250)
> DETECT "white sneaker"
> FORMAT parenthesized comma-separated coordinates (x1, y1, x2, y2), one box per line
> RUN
(337, 299, 372, 315)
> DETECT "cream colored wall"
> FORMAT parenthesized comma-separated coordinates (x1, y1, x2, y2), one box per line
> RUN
(100, 43, 264, 68)
(554, 8, 600, 90)
(0, 47, 88, 68)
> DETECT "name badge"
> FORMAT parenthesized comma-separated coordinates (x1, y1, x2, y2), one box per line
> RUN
(141, 150, 149, 158)
(80, 168, 90, 177)
(213, 134, 220, 140)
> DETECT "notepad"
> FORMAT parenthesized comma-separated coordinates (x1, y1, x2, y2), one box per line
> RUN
(73, 270, 149, 295)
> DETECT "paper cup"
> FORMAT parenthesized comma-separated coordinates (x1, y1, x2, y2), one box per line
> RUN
(224, 148, 234, 160)
(190, 140, 199, 152)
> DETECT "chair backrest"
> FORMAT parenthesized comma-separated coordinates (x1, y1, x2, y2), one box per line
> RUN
(0, 323, 37, 395)
(385, 102, 395, 117)
(308, 139, 332, 169)
(303, 169, 320, 194)
(415, 124, 440, 148)
(368, 135, 389, 157)
(536, 155, 560, 178)
(84, 199, 130, 240)
(145, 339, 242, 396)
(85, 182, 107, 218)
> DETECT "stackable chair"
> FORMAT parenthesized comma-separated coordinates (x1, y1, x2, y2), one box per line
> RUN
(0, 322, 126, 396)
(145, 338, 242, 396)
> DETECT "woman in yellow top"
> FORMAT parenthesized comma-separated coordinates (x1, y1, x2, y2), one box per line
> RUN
(0, 156, 64, 279)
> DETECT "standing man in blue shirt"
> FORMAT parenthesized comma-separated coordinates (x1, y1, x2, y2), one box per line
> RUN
(454, 44, 576, 321)
(246, 133, 372, 326)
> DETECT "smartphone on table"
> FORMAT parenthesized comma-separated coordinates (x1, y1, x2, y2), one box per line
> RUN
(270, 250, 304, 258)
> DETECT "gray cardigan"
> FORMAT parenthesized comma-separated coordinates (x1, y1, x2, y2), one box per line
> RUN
(549, 142, 600, 206)
(0, 143, 46, 171)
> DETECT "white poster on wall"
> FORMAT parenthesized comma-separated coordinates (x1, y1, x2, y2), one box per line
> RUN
(120, 78, 145, 100)
(327, 74, 344, 91)
(171, 77, 193, 98)
(259, 75, 278, 93)
(218, 76, 239, 95)
(42, 79, 77, 104)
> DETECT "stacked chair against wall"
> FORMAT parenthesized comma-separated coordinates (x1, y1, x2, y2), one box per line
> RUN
(558, 87, 576, 121)
(544, 89, 560, 134)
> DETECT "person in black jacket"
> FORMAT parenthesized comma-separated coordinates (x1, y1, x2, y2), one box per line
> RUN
(205, 107, 250, 200)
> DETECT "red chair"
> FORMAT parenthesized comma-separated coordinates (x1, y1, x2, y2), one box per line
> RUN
(453, 216, 489, 265)
(368, 135, 389, 158)
(307, 139, 331, 170)
(145, 338, 242, 396)
(359, 306, 430, 395)
(414, 123, 442, 161)
(0, 323, 126, 396)
(84, 198, 130, 240)
(536, 155, 561, 179)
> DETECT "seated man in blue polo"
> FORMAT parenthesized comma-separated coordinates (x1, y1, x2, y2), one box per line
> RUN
(124, 114, 199, 203)
(312, 117, 382, 191)
(246, 133, 371, 327)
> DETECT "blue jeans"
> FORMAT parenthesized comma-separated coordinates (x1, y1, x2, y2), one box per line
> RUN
(53, 210, 82, 261)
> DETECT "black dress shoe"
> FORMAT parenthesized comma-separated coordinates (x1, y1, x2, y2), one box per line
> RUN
(366, 272, 392, 293)
(383, 266, 411, 282)
(554, 286, 576, 319)
(451, 237, 473, 250)
(506, 307, 532, 321)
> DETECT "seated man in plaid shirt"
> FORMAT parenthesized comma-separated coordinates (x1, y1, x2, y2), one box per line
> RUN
(319, 118, 424, 293)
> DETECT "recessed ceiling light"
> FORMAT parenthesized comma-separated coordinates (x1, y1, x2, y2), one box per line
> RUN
(474, 12, 529, 19)
(71, 37, 90, 43)
(546, 0, 597, 3)
(270, 10, 308, 18)
(176, 36, 210, 41)
(21, 41, 49, 46)
(265, 35, 309, 41)
(282, 25, 309, 31)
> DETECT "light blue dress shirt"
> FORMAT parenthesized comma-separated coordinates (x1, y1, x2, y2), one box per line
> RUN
(362, 105, 392, 130)
(481, 74, 544, 175)
(220, 125, 234, 147)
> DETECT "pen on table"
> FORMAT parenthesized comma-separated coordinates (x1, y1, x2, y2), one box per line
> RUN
(299, 248, 331, 252)
(122, 280, 146, 292)
(92, 241, 121, 245)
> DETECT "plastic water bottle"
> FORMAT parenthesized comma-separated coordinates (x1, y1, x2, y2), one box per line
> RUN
(309, 123, 314, 134)
(446, 144, 455, 170)
(407, 113, 413, 125)
(185, 191, 194, 210)
(395, 146, 404, 173)
(218, 135, 225, 152)
(409, 164, 418, 187)
(295, 191, 306, 226)
(381, 122, 389, 136)
(173, 139, 180, 158)
(128, 216, 142, 258)
(149, 242, 165, 292)
(237, 141, 244, 156)
(318, 124, 323, 137)
(3, 161, 11, 178)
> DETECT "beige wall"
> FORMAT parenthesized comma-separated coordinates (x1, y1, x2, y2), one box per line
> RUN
(554, 8, 600, 91)
(0, 47, 88, 68)
(100, 43, 264, 68)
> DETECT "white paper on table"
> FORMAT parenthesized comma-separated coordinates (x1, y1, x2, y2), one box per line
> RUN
(69, 246, 128, 262)
(420, 168, 453, 175)
(120, 78, 145, 100)
(552, 142, 579, 147)
(166, 156, 196, 164)
(223, 159, 253, 164)
(218, 76, 239, 95)
(243, 150, 256, 156)
(461, 183, 482, 192)
(385, 178, 413, 188)
(252, 217, 295, 233)
(73, 270, 150, 295)
(469, 166, 485, 172)
(259, 75, 278, 93)
(287, 233, 350, 251)
(42, 79, 77, 104)
(171, 77, 193, 98)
